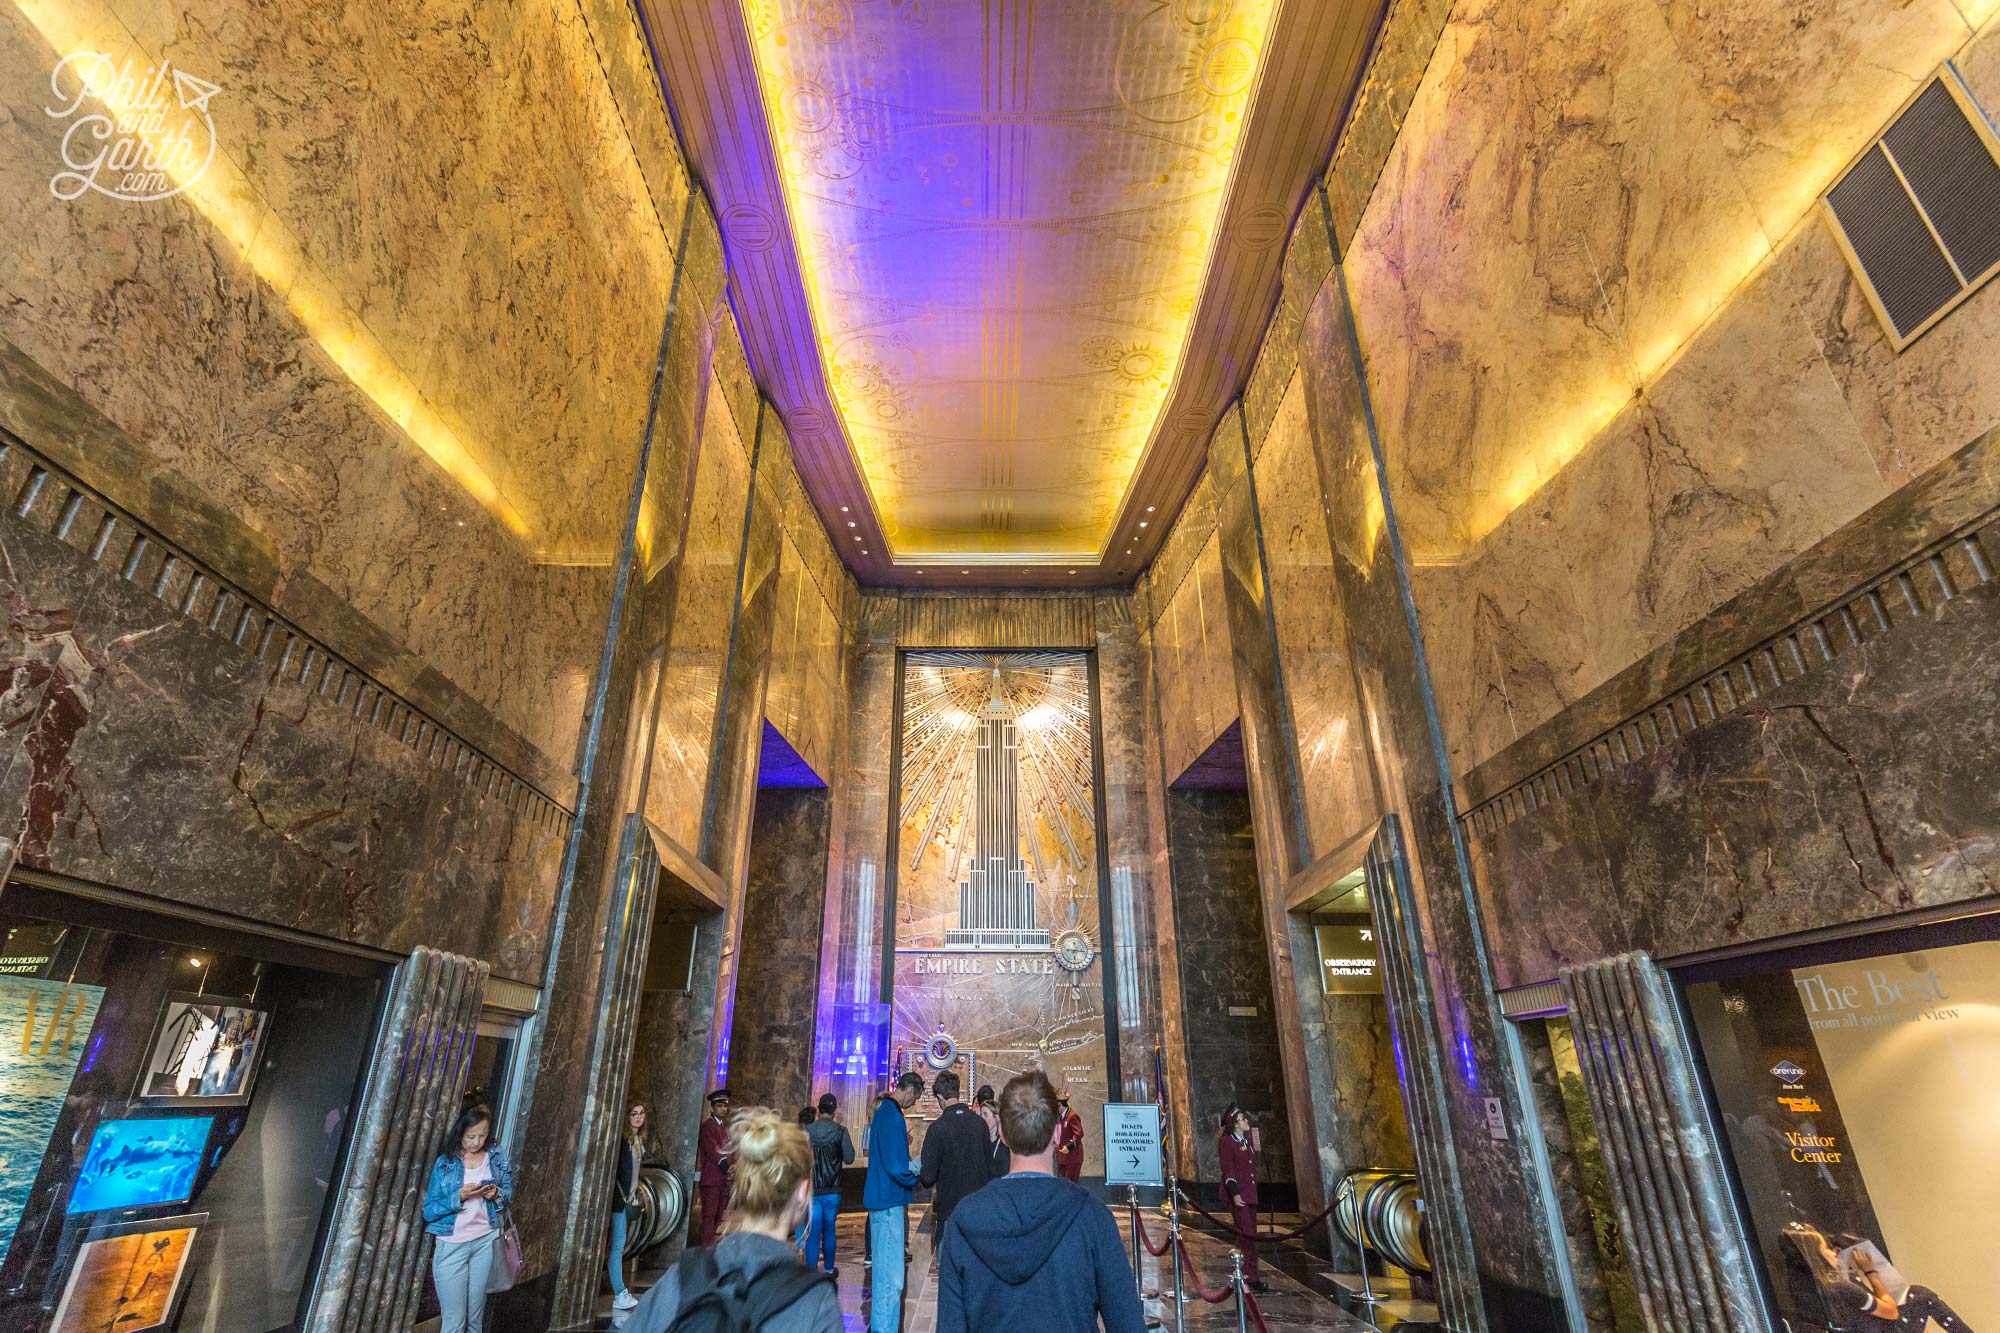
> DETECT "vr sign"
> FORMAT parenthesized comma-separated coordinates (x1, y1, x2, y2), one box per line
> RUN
(1102, 1103, 1164, 1188)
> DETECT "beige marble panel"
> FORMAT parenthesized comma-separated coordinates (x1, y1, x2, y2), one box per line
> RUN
(1152, 531, 1237, 784)
(1333, 0, 2000, 775)
(1654, 0, 1968, 244)
(763, 527, 845, 785)
(1147, 471, 1215, 628)
(648, 368, 752, 851)
(1413, 248, 1884, 772)
(1255, 375, 1378, 856)
(1348, 0, 1771, 561)
(1780, 209, 2000, 493)
(0, 0, 686, 772)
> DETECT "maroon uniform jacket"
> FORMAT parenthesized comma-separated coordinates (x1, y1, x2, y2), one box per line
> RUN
(1054, 1109, 1085, 1181)
(1217, 1132, 1258, 1208)
(698, 1114, 731, 1192)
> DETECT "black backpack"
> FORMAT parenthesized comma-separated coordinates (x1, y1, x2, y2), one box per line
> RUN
(662, 1247, 831, 1333)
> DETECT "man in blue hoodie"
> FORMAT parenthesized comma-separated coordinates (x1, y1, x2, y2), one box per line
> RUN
(865, 1070, 925, 1333)
(937, 1071, 1146, 1333)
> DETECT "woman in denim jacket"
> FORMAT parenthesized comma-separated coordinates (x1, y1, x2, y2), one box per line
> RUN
(423, 1104, 515, 1333)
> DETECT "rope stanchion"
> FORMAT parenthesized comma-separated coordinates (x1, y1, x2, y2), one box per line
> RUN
(1131, 1205, 1172, 1257)
(1176, 1186, 1336, 1244)
(1242, 1289, 1271, 1333)
(1174, 1239, 1235, 1304)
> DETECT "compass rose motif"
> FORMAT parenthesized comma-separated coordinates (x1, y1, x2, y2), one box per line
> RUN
(1053, 927, 1096, 973)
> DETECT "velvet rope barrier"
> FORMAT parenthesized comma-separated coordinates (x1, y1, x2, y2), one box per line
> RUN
(1174, 1239, 1236, 1304)
(1129, 1204, 1172, 1257)
(1243, 1289, 1271, 1333)
(1176, 1189, 1338, 1244)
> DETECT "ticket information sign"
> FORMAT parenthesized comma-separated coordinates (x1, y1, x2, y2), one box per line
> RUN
(1102, 1102, 1164, 1187)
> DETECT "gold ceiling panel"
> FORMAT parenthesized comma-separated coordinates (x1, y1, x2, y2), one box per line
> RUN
(742, 0, 1279, 561)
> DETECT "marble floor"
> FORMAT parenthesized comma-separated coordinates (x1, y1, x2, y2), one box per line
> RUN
(592, 1202, 1433, 1333)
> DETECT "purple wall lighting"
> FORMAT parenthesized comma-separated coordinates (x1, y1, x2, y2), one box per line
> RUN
(1169, 720, 1247, 790)
(758, 720, 827, 789)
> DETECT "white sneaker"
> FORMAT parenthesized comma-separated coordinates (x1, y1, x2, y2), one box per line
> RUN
(612, 1290, 640, 1312)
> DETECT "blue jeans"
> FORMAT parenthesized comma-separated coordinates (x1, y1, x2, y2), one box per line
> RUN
(432, 1231, 495, 1333)
(608, 1207, 628, 1295)
(868, 1205, 905, 1333)
(804, 1192, 840, 1273)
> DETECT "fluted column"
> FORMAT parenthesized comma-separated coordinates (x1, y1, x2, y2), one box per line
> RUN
(1559, 953, 1771, 1333)
(306, 945, 490, 1332)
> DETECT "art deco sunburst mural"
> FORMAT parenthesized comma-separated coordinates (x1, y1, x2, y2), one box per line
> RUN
(892, 651, 1106, 1166)
(739, 0, 1279, 563)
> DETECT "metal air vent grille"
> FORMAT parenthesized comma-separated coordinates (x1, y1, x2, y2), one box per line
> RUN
(1823, 69, 2000, 349)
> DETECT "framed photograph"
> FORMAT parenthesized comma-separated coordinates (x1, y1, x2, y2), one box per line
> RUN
(68, 1116, 213, 1215)
(133, 993, 273, 1107)
(51, 1212, 206, 1333)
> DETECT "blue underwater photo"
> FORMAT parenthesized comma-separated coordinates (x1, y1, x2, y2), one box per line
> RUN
(68, 1116, 210, 1215)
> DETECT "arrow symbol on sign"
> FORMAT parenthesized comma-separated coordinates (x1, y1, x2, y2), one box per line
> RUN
(1129, 1155, 1141, 1169)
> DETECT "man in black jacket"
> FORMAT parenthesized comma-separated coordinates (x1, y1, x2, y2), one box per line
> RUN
(918, 1071, 990, 1232)
(937, 1071, 1145, 1333)
(805, 1093, 854, 1275)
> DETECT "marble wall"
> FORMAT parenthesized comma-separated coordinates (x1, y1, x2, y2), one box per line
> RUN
(1315, 984, 1413, 1176)
(1345, 0, 2000, 782)
(0, 0, 867, 1318)
(0, 0, 691, 781)
(1298, 253, 1574, 1331)
(1163, 787, 1295, 1187)
(1141, 482, 1236, 787)
(1122, 2, 2000, 1326)
(1463, 426, 2000, 989)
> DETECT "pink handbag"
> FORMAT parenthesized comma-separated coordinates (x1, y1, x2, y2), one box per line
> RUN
(486, 1203, 524, 1294)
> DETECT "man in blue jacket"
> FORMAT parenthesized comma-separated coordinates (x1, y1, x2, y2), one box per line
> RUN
(865, 1070, 925, 1333)
(937, 1071, 1145, 1333)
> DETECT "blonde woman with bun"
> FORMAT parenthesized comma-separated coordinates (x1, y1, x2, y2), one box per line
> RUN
(626, 1108, 840, 1333)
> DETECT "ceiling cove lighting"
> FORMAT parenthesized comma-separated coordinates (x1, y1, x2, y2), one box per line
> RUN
(738, 0, 1280, 563)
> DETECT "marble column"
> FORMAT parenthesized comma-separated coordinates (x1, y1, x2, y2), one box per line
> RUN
(549, 820, 667, 1326)
(1300, 199, 1574, 1325)
(1559, 954, 1771, 1333)
(306, 946, 490, 1333)
(1364, 818, 1486, 1331)
(809, 591, 900, 1146)
(507, 192, 719, 1326)
(1208, 401, 1332, 1216)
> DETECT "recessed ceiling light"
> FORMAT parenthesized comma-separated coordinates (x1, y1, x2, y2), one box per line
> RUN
(841, 505, 849, 512)
(1068, 569, 1077, 575)
(1146, 506, 1155, 512)
(854, 536, 862, 541)
(847, 521, 856, 527)
(961, 570, 970, 575)
(1139, 521, 1148, 528)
